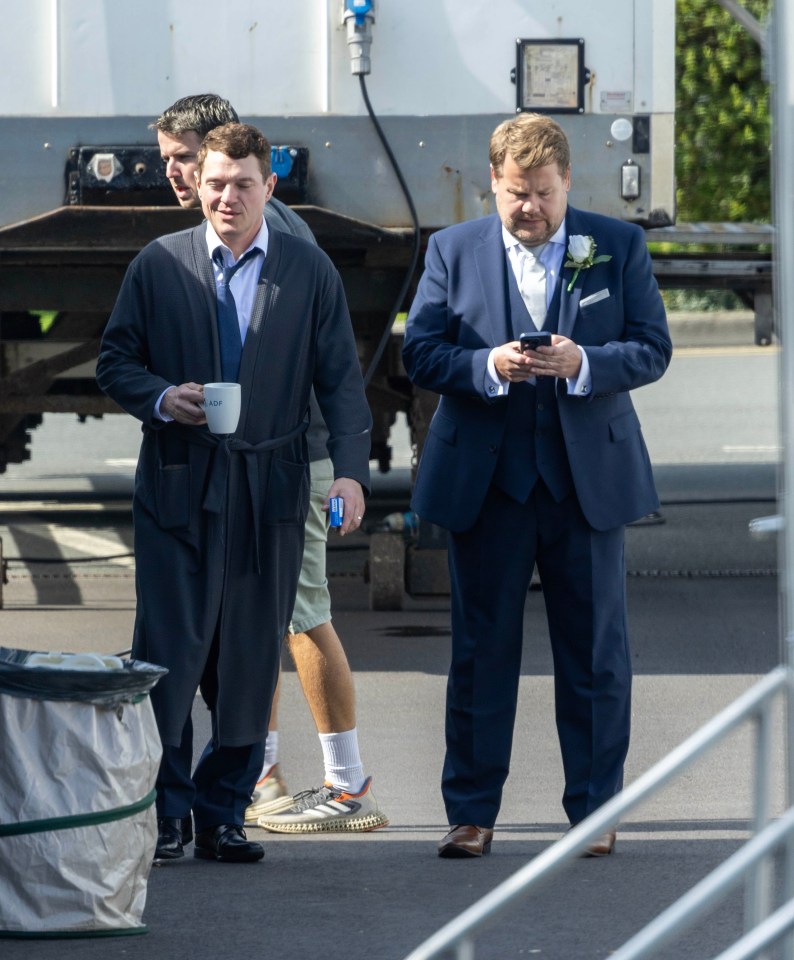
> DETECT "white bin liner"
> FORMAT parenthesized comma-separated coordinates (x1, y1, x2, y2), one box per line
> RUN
(0, 648, 166, 939)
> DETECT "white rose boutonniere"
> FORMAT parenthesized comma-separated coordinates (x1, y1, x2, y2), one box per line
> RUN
(564, 235, 612, 292)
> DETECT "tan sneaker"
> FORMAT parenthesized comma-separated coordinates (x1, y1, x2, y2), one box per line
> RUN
(244, 763, 291, 825)
(257, 777, 389, 834)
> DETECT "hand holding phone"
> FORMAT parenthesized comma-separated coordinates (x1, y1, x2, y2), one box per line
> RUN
(519, 331, 552, 352)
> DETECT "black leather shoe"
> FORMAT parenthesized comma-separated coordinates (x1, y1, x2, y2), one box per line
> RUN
(155, 815, 193, 861)
(194, 824, 265, 863)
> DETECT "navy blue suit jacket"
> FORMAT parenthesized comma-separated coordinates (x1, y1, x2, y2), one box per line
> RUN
(402, 207, 672, 533)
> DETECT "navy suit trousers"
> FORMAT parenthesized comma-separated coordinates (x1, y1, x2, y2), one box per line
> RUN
(443, 480, 632, 828)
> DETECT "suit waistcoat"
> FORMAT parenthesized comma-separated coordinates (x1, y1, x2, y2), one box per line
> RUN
(492, 255, 574, 504)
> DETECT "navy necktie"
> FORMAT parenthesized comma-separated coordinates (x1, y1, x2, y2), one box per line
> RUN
(212, 247, 259, 382)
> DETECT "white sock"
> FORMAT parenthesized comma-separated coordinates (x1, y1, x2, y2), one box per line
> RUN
(258, 731, 279, 780)
(318, 729, 366, 793)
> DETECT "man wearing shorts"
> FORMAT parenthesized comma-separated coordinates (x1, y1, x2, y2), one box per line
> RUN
(248, 454, 388, 834)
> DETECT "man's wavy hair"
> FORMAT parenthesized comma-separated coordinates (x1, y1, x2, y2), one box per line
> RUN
(489, 113, 570, 177)
(150, 93, 238, 139)
(196, 123, 272, 180)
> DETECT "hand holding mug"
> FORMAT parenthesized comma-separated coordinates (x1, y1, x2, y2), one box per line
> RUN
(201, 382, 242, 435)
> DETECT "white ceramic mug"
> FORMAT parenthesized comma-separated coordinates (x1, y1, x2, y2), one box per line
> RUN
(202, 382, 241, 435)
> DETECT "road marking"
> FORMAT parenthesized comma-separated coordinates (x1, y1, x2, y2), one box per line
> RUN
(43, 525, 133, 566)
(674, 345, 780, 358)
(0, 501, 131, 513)
(5, 523, 135, 567)
(722, 445, 780, 454)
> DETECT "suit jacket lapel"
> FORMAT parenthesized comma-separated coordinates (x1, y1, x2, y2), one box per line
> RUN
(558, 208, 590, 339)
(474, 216, 513, 347)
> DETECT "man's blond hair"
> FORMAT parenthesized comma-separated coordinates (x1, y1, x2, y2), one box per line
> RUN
(489, 113, 570, 177)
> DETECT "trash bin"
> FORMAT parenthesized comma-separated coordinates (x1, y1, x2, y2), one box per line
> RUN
(0, 647, 167, 939)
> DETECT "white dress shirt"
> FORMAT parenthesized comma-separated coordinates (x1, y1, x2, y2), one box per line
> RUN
(486, 222, 591, 398)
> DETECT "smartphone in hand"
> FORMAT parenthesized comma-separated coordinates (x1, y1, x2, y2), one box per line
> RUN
(519, 331, 552, 352)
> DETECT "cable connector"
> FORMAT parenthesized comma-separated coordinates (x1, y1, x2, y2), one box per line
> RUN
(342, 0, 375, 76)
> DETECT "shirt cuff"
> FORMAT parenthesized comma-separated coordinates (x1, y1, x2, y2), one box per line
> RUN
(486, 348, 510, 397)
(155, 387, 175, 422)
(566, 347, 591, 396)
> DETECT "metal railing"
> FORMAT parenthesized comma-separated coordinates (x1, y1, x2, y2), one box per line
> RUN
(403, 665, 794, 960)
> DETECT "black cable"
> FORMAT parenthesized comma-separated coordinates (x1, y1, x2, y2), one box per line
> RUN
(358, 73, 422, 387)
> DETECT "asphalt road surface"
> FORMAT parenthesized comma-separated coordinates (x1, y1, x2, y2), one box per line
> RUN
(0, 333, 789, 960)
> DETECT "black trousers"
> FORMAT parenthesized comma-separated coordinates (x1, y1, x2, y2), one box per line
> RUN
(155, 630, 265, 832)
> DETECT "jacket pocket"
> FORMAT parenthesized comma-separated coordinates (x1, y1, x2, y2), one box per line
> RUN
(608, 409, 641, 442)
(580, 288, 610, 308)
(155, 463, 191, 530)
(263, 457, 309, 525)
(429, 413, 457, 446)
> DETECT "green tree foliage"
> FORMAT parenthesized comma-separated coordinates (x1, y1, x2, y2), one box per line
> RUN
(676, 0, 771, 221)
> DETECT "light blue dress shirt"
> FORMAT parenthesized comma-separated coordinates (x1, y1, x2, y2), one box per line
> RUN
(155, 218, 270, 420)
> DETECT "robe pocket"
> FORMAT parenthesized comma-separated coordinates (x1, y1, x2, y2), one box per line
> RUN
(608, 409, 641, 442)
(263, 457, 309, 525)
(155, 463, 191, 530)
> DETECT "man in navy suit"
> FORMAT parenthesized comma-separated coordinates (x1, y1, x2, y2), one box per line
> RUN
(402, 113, 672, 859)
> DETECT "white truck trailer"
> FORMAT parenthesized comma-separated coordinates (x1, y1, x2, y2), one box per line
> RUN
(0, 0, 677, 473)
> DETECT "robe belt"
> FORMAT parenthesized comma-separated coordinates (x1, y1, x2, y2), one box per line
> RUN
(171, 419, 309, 574)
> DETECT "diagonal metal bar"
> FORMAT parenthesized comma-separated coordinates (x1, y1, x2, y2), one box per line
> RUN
(0, 339, 100, 397)
(403, 668, 791, 960)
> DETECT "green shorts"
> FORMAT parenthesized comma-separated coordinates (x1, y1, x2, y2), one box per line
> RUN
(289, 457, 333, 634)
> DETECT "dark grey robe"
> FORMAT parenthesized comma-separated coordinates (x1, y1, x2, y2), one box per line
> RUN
(96, 221, 371, 746)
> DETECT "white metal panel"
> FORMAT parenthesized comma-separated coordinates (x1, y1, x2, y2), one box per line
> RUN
(634, 0, 676, 113)
(0, 0, 52, 114)
(340, 0, 643, 117)
(1, 0, 330, 117)
(0, 0, 673, 118)
(650, 112, 676, 216)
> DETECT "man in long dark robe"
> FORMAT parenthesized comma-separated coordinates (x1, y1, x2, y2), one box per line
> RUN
(96, 122, 371, 863)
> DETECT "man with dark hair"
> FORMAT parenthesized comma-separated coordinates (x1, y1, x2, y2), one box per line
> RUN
(97, 122, 372, 864)
(151, 93, 313, 241)
(403, 112, 671, 859)
(149, 94, 387, 844)
(154, 92, 237, 138)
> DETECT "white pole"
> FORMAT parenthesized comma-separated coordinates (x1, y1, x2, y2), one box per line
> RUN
(772, 0, 794, 786)
(771, 6, 794, 955)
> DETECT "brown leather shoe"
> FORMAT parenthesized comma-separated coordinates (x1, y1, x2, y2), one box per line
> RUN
(582, 830, 616, 857)
(438, 824, 494, 858)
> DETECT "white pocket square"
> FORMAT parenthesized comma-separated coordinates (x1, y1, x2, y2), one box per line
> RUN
(580, 288, 610, 308)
